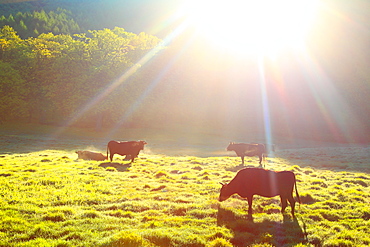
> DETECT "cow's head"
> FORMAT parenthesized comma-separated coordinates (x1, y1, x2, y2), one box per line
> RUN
(226, 142, 235, 151)
(75, 150, 87, 159)
(219, 182, 232, 202)
(137, 140, 147, 150)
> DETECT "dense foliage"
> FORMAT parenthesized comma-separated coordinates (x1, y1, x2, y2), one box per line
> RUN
(0, 25, 163, 128)
(0, 8, 80, 38)
(0, 0, 168, 36)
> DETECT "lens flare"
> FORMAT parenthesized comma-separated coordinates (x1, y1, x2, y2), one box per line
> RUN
(258, 57, 273, 149)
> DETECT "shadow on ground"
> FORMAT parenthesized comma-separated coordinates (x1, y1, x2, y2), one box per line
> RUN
(217, 207, 307, 246)
(99, 162, 131, 172)
(225, 164, 264, 172)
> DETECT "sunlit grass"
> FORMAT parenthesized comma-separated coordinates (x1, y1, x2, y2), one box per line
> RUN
(0, 147, 369, 246)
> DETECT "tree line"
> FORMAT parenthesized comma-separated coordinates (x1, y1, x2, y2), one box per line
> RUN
(0, 0, 165, 38)
(0, 8, 80, 38)
(0, 24, 165, 129)
(0, 7, 235, 132)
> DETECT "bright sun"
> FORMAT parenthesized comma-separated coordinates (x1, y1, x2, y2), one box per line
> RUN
(178, 0, 320, 57)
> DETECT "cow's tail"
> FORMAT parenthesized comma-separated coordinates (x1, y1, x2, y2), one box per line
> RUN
(106, 144, 109, 160)
(295, 176, 301, 206)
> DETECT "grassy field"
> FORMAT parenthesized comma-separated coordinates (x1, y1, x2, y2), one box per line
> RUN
(0, 124, 369, 246)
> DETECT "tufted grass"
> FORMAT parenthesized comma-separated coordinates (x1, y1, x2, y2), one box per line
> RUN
(0, 145, 369, 246)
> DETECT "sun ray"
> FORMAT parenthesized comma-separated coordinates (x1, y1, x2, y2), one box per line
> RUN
(105, 21, 194, 138)
(49, 17, 191, 141)
(258, 57, 274, 148)
(296, 50, 358, 142)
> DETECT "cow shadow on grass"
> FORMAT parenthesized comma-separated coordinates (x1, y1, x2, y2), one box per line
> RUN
(99, 162, 131, 172)
(217, 207, 307, 246)
(226, 164, 262, 172)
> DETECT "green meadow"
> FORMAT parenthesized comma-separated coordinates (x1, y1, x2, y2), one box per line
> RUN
(0, 126, 369, 247)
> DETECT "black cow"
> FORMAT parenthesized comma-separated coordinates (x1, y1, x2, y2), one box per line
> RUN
(227, 142, 266, 165)
(107, 140, 147, 163)
(219, 168, 300, 217)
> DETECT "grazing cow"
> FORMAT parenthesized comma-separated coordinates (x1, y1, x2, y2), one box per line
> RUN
(219, 168, 300, 217)
(227, 142, 266, 165)
(76, 151, 107, 161)
(107, 140, 147, 163)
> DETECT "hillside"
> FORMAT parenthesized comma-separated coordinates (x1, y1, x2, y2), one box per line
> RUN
(0, 127, 369, 246)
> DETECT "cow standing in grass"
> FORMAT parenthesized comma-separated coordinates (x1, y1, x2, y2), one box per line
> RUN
(219, 168, 300, 217)
(227, 142, 266, 166)
(107, 140, 147, 163)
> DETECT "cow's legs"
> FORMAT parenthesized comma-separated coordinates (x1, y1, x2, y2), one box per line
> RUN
(109, 153, 114, 162)
(247, 195, 254, 214)
(130, 152, 139, 163)
(241, 156, 245, 165)
(287, 195, 296, 217)
(280, 195, 288, 214)
(258, 154, 262, 165)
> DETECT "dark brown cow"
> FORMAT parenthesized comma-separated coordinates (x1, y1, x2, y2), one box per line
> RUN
(227, 142, 266, 165)
(107, 140, 147, 163)
(76, 150, 107, 161)
(219, 168, 300, 217)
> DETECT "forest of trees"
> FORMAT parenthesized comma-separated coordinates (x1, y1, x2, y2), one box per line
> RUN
(0, 0, 174, 37)
(0, 23, 166, 129)
(0, 8, 80, 38)
(0, 6, 227, 133)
